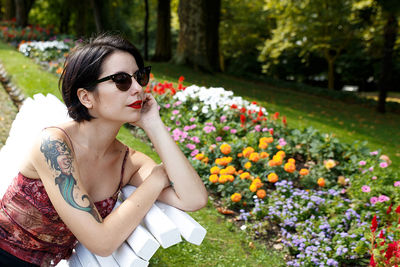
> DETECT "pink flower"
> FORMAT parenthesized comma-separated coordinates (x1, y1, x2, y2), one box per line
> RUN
(378, 195, 390, 202)
(372, 176, 377, 180)
(190, 136, 199, 143)
(203, 126, 216, 133)
(230, 129, 237, 134)
(172, 110, 179, 115)
(370, 151, 378, 156)
(190, 124, 197, 130)
(190, 117, 196, 122)
(359, 161, 366, 166)
(170, 116, 175, 121)
(190, 149, 199, 157)
(165, 104, 171, 108)
(173, 101, 182, 107)
(223, 126, 230, 131)
(183, 126, 191, 131)
(216, 136, 222, 142)
(205, 122, 213, 126)
(379, 162, 388, 168)
(186, 144, 196, 150)
(394, 181, 400, 187)
(278, 138, 287, 146)
(262, 128, 269, 132)
(370, 197, 378, 205)
(368, 167, 374, 172)
(362, 185, 371, 193)
(254, 125, 261, 132)
(220, 116, 227, 123)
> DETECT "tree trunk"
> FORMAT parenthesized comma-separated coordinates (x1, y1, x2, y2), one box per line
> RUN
(90, 0, 103, 33)
(14, 0, 34, 27)
(4, 0, 16, 20)
(153, 0, 171, 61)
(176, 0, 221, 72)
(59, 1, 71, 34)
(144, 0, 149, 61)
(74, 2, 87, 37)
(377, 12, 398, 113)
(324, 49, 336, 90)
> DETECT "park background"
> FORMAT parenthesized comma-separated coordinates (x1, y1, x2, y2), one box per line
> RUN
(0, 0, 400, 266)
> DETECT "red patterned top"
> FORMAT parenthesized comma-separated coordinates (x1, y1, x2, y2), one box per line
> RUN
(0, 148, 128, 266)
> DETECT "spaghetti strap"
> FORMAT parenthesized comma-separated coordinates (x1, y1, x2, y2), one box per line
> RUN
(113, 146, 129, 198)
(44, 126, 75, 153)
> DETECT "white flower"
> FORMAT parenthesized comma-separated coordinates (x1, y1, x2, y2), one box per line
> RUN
(192, 105, 199, 111)
(240, 225, 247, 230)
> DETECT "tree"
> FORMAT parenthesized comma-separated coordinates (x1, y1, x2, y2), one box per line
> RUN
(176, 0, 221, 72)
(14, 0, 35, 27)
(259, 0, 358, 90)
(152, 0, 171, 61)
(2, 0, 16, 20)
(144, 0, 149, 60)
(90, 0, 104, 33)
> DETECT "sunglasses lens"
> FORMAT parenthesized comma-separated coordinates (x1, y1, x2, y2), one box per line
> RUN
(113, 73, 132, 91)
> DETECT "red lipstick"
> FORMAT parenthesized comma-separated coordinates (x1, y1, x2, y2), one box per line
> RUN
(129, 100, 142, 109)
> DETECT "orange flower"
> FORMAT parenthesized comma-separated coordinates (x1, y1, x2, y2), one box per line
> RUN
(209, 174, 218, 183)
(220, 143, 231, 155)
(253, 178, 263, 189)
(238, 170, 244, 174)
(237, 153, 243, 157)
(243, 147, 255, 158)
(288, 158, 296, 164)
(265, 137, 274, 143)
(201, 157, 209, 164)
(284, 163, 296, 173)
(268, 173, 278, 183)
(337, 176, 346, 186)
(226, 174, 234, 182)
(231, 193, 242, 202)
(210, 166, 220, 174)
(249, 152, 260, 163)
(195, 153, 204, 160)
(260, 152, 269, 158)
(256, 189, 266, 199)
(317, 178, 325, 187)
(240, 172, 250, 179)
(220, 168, 228, 175)
(276, 145, 282, 150)
(244, 162, 252, 169)
(268, 160, 276, 167)
(299, 168, 309, 176)
(249, 184, 257, 192)
(56, 67, 63, 74)
(215, 157, 232, 166)
(258, 142, 268, 150)
(225, 165, 236, 175)
(276, 150, 286, 158)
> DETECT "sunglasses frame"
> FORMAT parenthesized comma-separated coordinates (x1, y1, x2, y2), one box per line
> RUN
(93, 66, 152, 90)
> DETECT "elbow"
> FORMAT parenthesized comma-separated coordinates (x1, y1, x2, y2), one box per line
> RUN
(185, 194, 208, 212)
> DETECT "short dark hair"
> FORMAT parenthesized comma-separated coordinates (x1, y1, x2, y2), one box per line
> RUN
(60, 34, 144, 122)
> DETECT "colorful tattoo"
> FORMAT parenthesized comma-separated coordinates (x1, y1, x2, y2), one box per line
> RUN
(40, 136, 102, 223)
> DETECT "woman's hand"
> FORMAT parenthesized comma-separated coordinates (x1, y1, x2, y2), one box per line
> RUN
(129, 93, 162, 130)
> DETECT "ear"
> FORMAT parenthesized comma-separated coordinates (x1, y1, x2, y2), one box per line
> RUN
(77, 88, 94, 109)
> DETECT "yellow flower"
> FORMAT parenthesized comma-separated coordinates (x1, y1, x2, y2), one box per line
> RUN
(249, 184, 257, 192)
(252, 178, 263, 189)
(218, 175, 228, 184)
(258, 142, 268, 150)
(210, 166, 220, 174)
(243, 147, 255, 158)
(249, 152, 260, 163)
(324, 159, 336, 170)
(260, 152, 269, 158)
(244, 161, 252, 169)
(209, 174, 218, 183)
(288, 158, 296, 164)
(240, 172, 250, 180)
(220, 143, 231, 155)
(284, 163, 296, 173)
(299, 168, 309, 176)
(225, 165, 236, 175)
(317, 178, 325, 187)
(268, 173, 278, 183)
(231, 193, 242, 202)
(337, 176, 346, 186)
(276, 150, 286, 158)
(195, 153, 204, 160)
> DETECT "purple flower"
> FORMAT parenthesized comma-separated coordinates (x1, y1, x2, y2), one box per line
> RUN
(361, 185, 371, 193)
(380, 162, 388, 168)
(216, 136, 222, 142)
(394, 181, 400, 187)
(190, 117, 195, 122)
(172, 109, 179, 115)
(186, 144, 196, 150)
(370, 197, 378, 205)
(358, 161, 366, 166)
(176, 121, 181, 126)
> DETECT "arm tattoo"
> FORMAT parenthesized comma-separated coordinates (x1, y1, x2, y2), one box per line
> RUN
(40, 136, 102, 223)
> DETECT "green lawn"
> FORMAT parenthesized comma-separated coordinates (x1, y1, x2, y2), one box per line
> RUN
(0, 41, 286, 266)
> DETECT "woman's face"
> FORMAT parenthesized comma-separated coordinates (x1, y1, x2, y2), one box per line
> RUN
(90, 50, 144, 124)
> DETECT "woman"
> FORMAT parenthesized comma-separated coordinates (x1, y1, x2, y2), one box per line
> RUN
(0, 34, 208, 266)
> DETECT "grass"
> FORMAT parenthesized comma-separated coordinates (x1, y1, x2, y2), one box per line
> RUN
(149, 62, 400, 168)
(0, 40, 287, 266)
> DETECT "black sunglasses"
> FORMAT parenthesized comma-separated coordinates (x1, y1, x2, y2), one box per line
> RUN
(93, 66, 151, 91)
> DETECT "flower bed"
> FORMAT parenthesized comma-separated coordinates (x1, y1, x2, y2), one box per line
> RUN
(6, 37, 400, 266)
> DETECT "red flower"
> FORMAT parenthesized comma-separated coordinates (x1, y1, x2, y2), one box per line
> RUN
(385, 241, 398, 261)
(251, 101, 258, 105)
(178, 76, 185, 83)
(240, 107, 246, 113)
(370, 254, 377, 266)
(395, 205, 400, 214)
(231, 104, 238, 109)
(283, 116, 287, 126)
(258, 107, 263, 117)
(269, 129, 274, 135)
(371, 214, 378, 233)
(273, 112, 279, 120)
(240, 114, 246, 124)
(387, 203, 393, 214)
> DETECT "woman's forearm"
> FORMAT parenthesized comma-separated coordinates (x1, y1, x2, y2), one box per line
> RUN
(143, 118, 208, 211)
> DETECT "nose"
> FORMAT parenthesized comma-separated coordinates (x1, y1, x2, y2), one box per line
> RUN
(128, 78, 143, 96)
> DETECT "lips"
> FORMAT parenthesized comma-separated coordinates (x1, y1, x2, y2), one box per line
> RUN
(128, 100, 142, 109)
